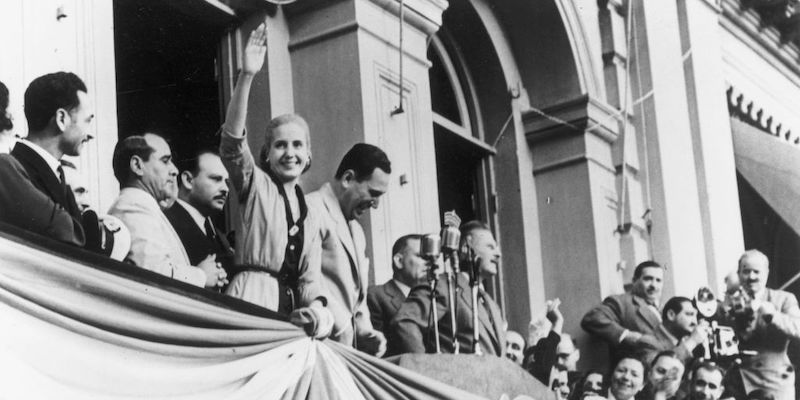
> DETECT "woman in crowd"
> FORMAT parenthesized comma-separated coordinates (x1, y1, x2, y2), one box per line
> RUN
(218, 22, 330, 336)
(570, 369, 606, 400)
(608, 356, 646, 400)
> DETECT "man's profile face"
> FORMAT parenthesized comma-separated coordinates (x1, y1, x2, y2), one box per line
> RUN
(739, 254, 768, 295)
(396, 238, 427, 286)
(689, 368, 723, 400)
(467, 229, 501, 278)
(648, 355, 684, 398)
(340, 168, 390, 221)
(59, 91, 95, 157)
(632, 267, 663, 304)
(185, 153, 229, 216)
(669, 301, 698, 336)
(140, 134, 178, 205)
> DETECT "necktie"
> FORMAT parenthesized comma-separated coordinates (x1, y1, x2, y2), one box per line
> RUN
(204, 218, 216, 243)
(57, 165, 67, 194)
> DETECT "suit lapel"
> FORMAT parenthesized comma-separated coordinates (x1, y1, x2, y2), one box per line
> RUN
(456, 275, 500, 351)
(386, 280, 405, 314)
(634, 295, 661, 330)
(12, 143, 69, 208)
(321, 184, 360, 278)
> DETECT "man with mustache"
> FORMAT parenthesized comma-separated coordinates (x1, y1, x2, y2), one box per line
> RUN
(109, 134, 226, 289)
(723, 250, 800, 400)
(307, 143, 391, 356)
(686, 361, 725, 400)
(0, 73, 93, 246)
(581, 261, 666, 365)
(165, 150, 235, 290)
(647, 296, 708, 365)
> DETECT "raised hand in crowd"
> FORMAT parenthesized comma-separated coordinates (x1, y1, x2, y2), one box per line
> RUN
(546, 298, 564, 335)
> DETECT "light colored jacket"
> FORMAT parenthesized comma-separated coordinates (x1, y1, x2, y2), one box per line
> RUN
(108, 187, 205, 287)
(307, 183, 373, 345)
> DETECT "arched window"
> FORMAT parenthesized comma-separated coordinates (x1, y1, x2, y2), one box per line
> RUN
(428, 33, 496, 225)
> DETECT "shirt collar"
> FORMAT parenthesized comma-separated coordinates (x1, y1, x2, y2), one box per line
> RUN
(176, 199, 207, 233)
(19, 140, 61, 179)
(393, 279, 411, 297)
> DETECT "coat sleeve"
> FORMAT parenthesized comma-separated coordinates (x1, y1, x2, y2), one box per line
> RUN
(366, 286, 384, 332)
(297, 212, 326, 308)
(110, 204, 206, 287)
(581, 295, 627, 344)
(218, 128, 258, 202)
(0, 155, 85, 247)
(770, 292, 800, 340)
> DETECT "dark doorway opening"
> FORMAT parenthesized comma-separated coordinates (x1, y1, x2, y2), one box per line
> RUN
(433, 126, 483, 224)
(113, 0, 228, 159)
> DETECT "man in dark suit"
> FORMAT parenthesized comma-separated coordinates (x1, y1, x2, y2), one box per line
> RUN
(391, 220, 507, 357)
(0, 72, 94, 246)
(367, 233, 426, 355)
(165, 150, 234, 284)
(581, 260, 665, 365)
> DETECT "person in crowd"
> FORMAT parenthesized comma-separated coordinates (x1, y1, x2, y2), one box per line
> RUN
(638, 350, 684, 400)
(392, 220, 506, 356)
(722, 250, 800, 400)
(367, 233, 426, 356)
(608, 356, 647, 400)
(550, 364, 571, 400)
(557, 333, 581, 372)
(0, 80, 16, 153)
(60, 159, 91, 213)
(582, 261, 666, 365)
(165, 150, 235, 290)
(650, 296, 708, 364)
(724, 270, 740, 296)
(505, 330, 526, 365)
(569, 369, 606, 400)
(217, 22, 331, 338)
(0, 74, 91, 246)
(525, 298, 567, 382)
(109, 134, 225, 289)
(686, 361, 725, 400)
(307, 143, 391, 355)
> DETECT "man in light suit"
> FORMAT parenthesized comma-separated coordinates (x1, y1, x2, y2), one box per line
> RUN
(108, 134, 226, 289)
(367, 234, 427, 356)
(0, 73, 93, 246)
(392, 220, 507, 357)
(165, 150, 235, 288)
(724, 250, 800, 400)
(581, 260, 666, 365)
(307, 143, 391, 356)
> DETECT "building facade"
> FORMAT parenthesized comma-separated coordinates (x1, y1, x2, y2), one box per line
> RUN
(2, 0, 799, 369)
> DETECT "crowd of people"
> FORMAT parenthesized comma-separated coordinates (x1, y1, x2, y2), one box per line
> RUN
(1, 23, 799, 400)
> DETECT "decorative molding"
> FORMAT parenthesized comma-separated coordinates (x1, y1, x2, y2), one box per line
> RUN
(522, 95, 621, 145)
(726, 84, 800, 145)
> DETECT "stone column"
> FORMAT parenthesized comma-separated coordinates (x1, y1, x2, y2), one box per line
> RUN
(629, 0, 710, 296)
(287, 0, 447, 283)
(524, 95, 622, 369)
(677, 0, 744, 292)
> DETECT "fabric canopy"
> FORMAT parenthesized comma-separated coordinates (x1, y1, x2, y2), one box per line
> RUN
(731, 117, 800, 237)
(0, 226, 486, 400)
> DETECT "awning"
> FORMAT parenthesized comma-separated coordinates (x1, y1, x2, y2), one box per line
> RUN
(731, 117, 800, 237)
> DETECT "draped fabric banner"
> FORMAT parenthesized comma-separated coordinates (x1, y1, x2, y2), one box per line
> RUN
(0, 228, 486, 400)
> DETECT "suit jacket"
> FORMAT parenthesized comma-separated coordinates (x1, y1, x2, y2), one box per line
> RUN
(164, 202, 234, 274)
(11, 142, 81, 219)
(734, 288, 800, 400)
(0, 153, 84, 246)
(368, 279, 406, 356)
(307, 182, 373, 346)
(581, 292, 661, 363)
(391, 273, 507, 357)
(108, 187, 206, 287)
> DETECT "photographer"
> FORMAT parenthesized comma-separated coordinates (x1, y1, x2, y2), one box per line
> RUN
(723, 250, 800, 400)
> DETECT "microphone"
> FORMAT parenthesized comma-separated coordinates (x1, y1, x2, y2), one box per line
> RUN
(440, 225, 460, 254)
(421, 233, 441, 280)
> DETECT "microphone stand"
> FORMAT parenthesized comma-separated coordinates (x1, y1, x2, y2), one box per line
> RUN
(444, 251, 459, 354)
(468, 249, 483, 356)
(427, 257, 441, 354)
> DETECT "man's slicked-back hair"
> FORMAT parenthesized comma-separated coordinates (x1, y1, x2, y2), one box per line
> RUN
(460, 220, 491, 243)
(334, 143, 391, 181)
(661, 296, 692, 321)
(258, 113, 311, 171)
(24, 72, 87, 132)
(175, 148, 219, 186)
(112, 135, 155, 187)
(633, 260, 663, 281)
(0, 80, 12, 132)
(391, 234, 423, 267)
